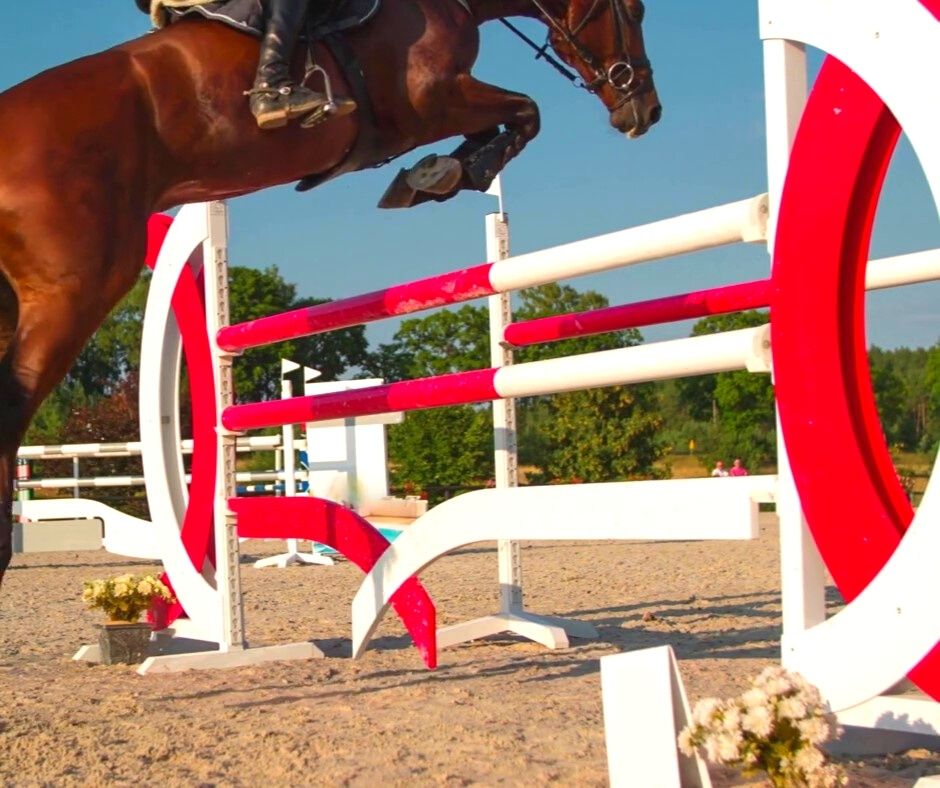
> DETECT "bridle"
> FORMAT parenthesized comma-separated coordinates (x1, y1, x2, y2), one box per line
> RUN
(499, 0, 650, 106)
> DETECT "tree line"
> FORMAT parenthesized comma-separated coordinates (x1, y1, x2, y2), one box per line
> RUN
(25, 267, 940, 501)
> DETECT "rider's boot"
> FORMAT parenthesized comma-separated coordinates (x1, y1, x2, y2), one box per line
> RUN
(247, 0, 356, 130)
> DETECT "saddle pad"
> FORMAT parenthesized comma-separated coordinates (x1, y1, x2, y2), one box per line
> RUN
(149, 0, 382, 38)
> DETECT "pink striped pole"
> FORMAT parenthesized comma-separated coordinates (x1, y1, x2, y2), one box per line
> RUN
(217, 265, 496, 352)
(223, 369, 500, 431)
(222, 328, 766, 432)
(217, 196, 769, 352)
(504, 279, 771, 347)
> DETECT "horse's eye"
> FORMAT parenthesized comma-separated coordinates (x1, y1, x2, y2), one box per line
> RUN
(631, 0, 645, 23)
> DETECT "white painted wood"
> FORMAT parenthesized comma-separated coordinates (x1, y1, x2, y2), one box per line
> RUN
(866, 249, 940, 290)
(759, 0, 940, 714)
(137, 641, 324, 674)
(759, 0, 940, 225)
(352, 477, 772, 657)
(438, 614, 569, 651)
(760, 34, 806, 255)
(19, 498, 157, 558)
(492, 326, 772, 401)
(489, 195, 768, 292)
(601, 647, 711, 788)
(139, 202, 222, 642)
(775, 409, 827, 658)
(786, 450, 940, 711)
(838, 692, 940, 736)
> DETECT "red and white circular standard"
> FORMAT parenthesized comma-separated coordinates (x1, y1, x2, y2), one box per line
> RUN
(771, 0, 940, 708)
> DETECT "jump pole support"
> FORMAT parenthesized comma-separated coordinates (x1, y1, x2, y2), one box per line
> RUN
(761, 4, 828, 648)
(130, 201, 324, 673)
(435, 204, 597, 652)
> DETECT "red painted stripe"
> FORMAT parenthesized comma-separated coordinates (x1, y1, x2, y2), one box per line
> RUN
(217, 263, 496, 352)
(772, 53, 940, 699)
(504, 280, 771, 347)
(223, 368, 499, 431)
(143, 214, 218, 631)
(231, 497, 438, 668)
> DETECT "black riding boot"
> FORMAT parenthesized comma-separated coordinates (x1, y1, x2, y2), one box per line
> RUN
(248, 0, 355, 129)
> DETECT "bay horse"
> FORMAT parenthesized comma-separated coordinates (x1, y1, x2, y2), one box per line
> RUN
(0, 0, 660, 585)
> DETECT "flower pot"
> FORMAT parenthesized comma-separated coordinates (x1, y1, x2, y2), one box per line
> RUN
(97, 621, 153, 665)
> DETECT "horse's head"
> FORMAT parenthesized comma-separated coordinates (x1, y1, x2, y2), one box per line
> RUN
(546, 0, 661, 137)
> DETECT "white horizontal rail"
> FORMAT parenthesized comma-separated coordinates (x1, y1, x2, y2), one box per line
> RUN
(489, 195, 768, 292)
(18, 413, 403, 461)
(17, 435, 287, 460)
(18, 471, 303, 490)
(493, 326, 771, 400)
(866, 248, 940, 290)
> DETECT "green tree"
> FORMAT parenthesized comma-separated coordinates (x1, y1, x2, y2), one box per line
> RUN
(679, 311, 775, 472)
(868, 347, 910, 449)
(387, 407, 493, 499)
(371, 305, 490, 379)
(67, 274, 151, 397)
(371, 283, 667, 488)
(228, 267, 368, 401)
(924, 343, 940, 451)
(369, 306, 494, 491)
(27, 265, 367, 446)
(515, 283, 666, 482)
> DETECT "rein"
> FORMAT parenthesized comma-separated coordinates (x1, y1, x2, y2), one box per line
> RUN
(499, 0, 649, 103)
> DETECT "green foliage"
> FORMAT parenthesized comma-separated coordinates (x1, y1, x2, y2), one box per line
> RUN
(925, 344, 940, 450)
(527, 386, 666, 483)
(33, 265, 368, 448)
(387, 406, 493, 496)
(678, 311, 775, 471)
(67, 274, 150, 397)
(365, 305, 490, 380)
(710, 370, 776, 471)
(868, 347, 909, 447)
(515, 284, 666, 481)
(229, 267, 368, 401)
(371, 282, 667, 487)
(24, 383, 89, 445)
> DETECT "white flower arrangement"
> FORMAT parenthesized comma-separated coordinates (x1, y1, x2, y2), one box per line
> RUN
(82, 573, 175, 623)
(678, 666, 846, 787)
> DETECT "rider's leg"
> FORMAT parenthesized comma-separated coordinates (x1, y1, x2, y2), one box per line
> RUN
(248, 0, 355, 130)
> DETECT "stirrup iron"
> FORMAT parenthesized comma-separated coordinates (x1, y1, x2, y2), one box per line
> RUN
(300, 64, 340, 128)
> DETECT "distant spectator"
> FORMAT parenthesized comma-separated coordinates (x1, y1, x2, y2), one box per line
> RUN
(711, 460, 728, 478)
(729, 458, 749, 477)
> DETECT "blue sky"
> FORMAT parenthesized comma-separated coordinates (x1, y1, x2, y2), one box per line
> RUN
(2, 2, 937, 352)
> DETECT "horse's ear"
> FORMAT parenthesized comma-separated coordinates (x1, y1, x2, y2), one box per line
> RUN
(135, 0, 151, 14)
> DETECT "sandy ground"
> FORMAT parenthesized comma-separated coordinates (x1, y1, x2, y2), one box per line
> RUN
(1, 513, 938, 786)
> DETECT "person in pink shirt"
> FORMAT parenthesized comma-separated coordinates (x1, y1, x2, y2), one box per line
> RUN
(729, 458, 749, 477)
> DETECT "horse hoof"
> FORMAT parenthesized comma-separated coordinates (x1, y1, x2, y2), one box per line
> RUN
(405, 155, 463, 195)
(378, 169, 419, 209)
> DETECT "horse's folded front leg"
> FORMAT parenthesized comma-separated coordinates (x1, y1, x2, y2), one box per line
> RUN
(380, 75, 540, 209)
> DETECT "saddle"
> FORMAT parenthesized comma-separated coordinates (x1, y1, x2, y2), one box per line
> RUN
(143, 0, 381, 38)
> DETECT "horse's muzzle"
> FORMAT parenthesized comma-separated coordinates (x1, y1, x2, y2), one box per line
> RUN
(611, 90, 662, 138)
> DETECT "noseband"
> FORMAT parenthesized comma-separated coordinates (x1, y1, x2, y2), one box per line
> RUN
(499, 0, 651, 105)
